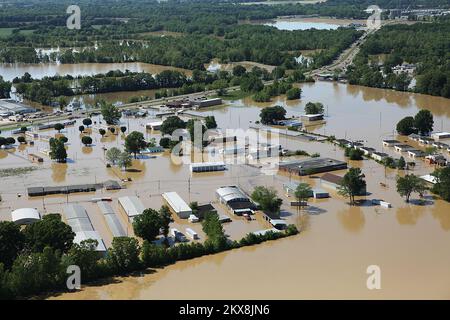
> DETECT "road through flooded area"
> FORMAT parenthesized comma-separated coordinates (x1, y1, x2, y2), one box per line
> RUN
(0, 81, 449, 299)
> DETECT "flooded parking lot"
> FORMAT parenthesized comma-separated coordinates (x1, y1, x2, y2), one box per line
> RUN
(1, 80, 450, 299)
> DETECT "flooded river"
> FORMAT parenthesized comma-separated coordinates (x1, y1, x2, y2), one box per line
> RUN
(1, 78, 450, 299)
(253, 17, 367, 31)
(0, 62, 191, 82)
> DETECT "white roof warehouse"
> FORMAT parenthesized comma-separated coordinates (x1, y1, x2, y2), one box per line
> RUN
(162, 192, 192, 219)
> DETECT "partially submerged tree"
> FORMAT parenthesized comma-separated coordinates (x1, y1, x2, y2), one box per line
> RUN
(304, 102, 324, 114)
(396, 174, 427, 203)
(49, 137, 67, 162)
(251, 186, 283, 216)
(106, 147, 121, 165)
(337, 168, 366, 205)
(294, 183, 312, 211)
(125, 131, 146, 158)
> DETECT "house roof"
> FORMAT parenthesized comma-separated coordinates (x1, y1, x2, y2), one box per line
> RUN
(321, 173, 343, 185)
(11, 208, 41, 225)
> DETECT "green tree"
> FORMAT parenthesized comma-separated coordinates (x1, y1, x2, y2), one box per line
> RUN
(294, 183, 312, 211)
(349, 148, 364, 160)
(82, 118, 92, 127)
(78, 125, 85, 133)
(17, 136, 26, 144)
(202, 212, 228, 252)
(99, 128, 106, 136)
(106, 237, 141, 275)
(337, 168, 366, 205)
(0, 221, 25, 269)
(132, 208, 162, 242)
(118, 151, 132, 170)
(159, 206, 172, 242)
(124, 131, 146, 158)
(397, 156, 406, 170)
(106, 147, 121, 165)
(232, 65, 246, 77)
(204, 116, 217, 129)
(49, 137, 67, 163)
(396, 116, 417, 135)
(160, 116, 186, 136)
(259, 105, 286, 125)
(23, 214, 74, 253)
(8, 247, 65, 298)
(100, 101, 121, 125)
(63, 239, 102, 282)
(431, 167, 450, 202)
(159, 137, 171, 148)
(251, 186, 283, 215)
(414, 109, 434, 135)
(120, 126, 127, 134)
(304, 102, 324, 115)
(81, 135, 92, 146)
(286, 87, 302, 100)
(396, 174, 427, 203)
(53, 123, 64, 132)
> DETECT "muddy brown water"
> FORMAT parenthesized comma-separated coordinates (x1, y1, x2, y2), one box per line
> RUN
(0, 81, 449, 299)
(0, 62, 192, 82)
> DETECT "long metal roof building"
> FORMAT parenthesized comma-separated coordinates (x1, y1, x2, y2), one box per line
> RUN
(97, 201, 126, 237)
(118, 196, 145, 221)
(64, 204, 107, 253)
(162, 192, 192, 219)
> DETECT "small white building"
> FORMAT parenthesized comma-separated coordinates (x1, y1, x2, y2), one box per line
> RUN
(372, 152, 389, 162)
(162, 192, 192, 218)
(382, 139, 401, 147)
(408, 149, 425, 158)
(301, 114, 324, 122)
(118, 196, 145, 221)
(394, 144, 414, 153)
(146, 121, 163, 131)
(431, 132, 450, 141)
(185, 227, 199, 240)
(190, 161, 226, 173)
(11, 208, 41, 225)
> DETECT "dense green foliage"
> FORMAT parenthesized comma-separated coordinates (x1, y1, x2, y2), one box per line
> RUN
(49, 137, 68, 162)
(396, 110, 434, 135)
(124, 131, 146, 158)
(251, 186, 283, 216)
(337, 168, 366, 205)
(396, 174, 428, 202)
(347, 19, 450, 98)
(431, 167, 450, 201)
(259, 105, 286, 124)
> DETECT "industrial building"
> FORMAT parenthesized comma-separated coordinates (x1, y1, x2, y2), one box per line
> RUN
(190, 161, 226, 173)
(11, 208, 41, 225)
(97, 201, 126, 237)
(27, 181, 118, 196)
(118, 196, 145, 221)
(279, 158, 347, 176)
(64, 204, 107, 253)
(301, 114, 324, 122)
(431, 132, 450, 141)
(0, 99, 36, 115)
(162, 192, 192, 219)
(191, 98, 222, 108)
(216, 186, 256, 216)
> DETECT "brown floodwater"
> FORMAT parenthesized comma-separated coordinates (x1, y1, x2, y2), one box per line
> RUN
(1, 80, 450, 299)
(0, 62, 192, 82)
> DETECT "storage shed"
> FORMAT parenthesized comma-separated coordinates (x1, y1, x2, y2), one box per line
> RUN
(162, 192, 192, 219)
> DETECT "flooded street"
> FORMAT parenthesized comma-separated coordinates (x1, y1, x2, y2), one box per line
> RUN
(1, 80, 450, 299)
